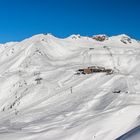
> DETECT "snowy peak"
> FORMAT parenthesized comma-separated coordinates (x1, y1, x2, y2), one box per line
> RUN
(109, 34, 135, 44)
(68, 34, 81, 39)
(91, 34, 140, 46)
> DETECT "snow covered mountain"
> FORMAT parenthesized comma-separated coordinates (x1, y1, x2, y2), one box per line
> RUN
(0, 33, 140, 140)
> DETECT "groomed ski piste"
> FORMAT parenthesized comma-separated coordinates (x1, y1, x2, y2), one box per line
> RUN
(0, 33, 140, 140)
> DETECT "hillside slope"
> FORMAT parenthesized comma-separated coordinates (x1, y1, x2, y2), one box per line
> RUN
(0, 34, 140, 140)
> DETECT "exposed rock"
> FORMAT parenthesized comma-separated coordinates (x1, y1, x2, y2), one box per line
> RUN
(92, 35, 108, 41)
(120, 36, 132, 44)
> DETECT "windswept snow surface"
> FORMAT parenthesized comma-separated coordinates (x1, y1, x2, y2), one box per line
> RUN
(0, 34, 140, 140)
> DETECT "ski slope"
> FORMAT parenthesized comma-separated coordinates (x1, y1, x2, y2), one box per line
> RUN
(0, 34, 140, 140)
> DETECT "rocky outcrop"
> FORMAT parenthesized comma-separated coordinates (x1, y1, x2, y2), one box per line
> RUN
(120, 36, 132, 44)
(92, 35, 108, 41)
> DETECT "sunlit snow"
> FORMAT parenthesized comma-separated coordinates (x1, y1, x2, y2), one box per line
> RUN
(0, 34, 140, 140)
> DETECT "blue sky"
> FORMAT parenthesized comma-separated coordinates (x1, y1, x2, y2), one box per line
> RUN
(0, 0, 139, 43)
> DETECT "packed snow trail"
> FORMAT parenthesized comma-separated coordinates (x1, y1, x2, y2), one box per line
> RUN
(0, 34, 140, 140)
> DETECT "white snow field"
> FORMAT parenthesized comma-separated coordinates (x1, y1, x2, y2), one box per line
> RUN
(0, 34, 140, 140)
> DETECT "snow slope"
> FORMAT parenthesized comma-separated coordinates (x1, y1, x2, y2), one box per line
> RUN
(0, 34, 140, 140)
